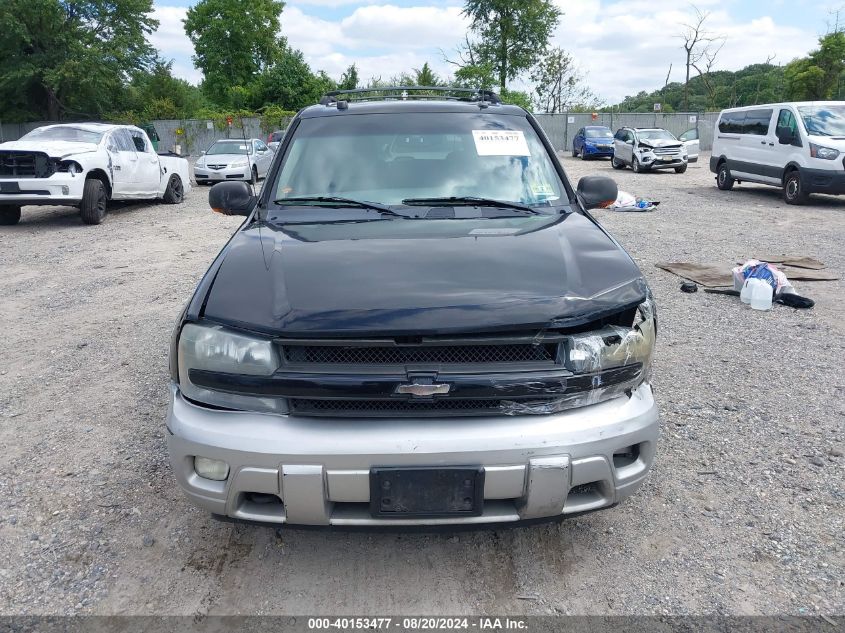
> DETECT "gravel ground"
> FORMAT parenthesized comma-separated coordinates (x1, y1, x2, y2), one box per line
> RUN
(0, 153, 842, 617)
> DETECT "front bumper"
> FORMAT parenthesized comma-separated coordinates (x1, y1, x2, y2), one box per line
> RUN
(801, 167, 845, 195)
(639, 154, 686, 170)
(582, 144, 614, 157)
(194, 165, 250, 182)
(0, 174, 85, 206)
(166, 383, 659, 527)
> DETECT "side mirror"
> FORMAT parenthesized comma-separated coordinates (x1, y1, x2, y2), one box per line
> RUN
(625, 138, 634, 145)
(209, 181, 255, 216)
(200, 150, 206, 155)
(776, 126, 797, 145)
(577, 176, 618, 210)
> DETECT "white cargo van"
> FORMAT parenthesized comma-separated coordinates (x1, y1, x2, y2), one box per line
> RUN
(710, 101, 845, 204)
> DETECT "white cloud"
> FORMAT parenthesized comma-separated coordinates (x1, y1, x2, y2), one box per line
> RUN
(149, 6, 194, 58)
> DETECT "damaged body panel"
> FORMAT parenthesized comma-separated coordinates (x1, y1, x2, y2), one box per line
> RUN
(166, 90, 660, 527)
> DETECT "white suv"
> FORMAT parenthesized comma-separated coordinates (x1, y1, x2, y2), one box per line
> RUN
(612, 127, 688, 173)
(711, 101, 845, 204)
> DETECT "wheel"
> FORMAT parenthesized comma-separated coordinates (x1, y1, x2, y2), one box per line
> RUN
(0, 206, 21, 225)
(632, 156, 643, 173)
(783, 170, 809, 205)
(580, 148, 589, 161)
(716, 162, 734, 190)
(162, 175, 184, 203)
(80, 178, 107, 225)
(571, 146, 578, 157)
(250, 166, 258, 186)
(675, 164, 688, 174)
(611, 156, 625, 170)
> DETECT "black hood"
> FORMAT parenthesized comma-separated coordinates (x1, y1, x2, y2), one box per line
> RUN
(200, 213, 647, 337)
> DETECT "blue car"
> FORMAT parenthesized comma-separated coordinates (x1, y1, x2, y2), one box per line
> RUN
(572, 126, 615, 160)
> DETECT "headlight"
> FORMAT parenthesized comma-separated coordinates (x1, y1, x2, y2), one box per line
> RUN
(638, 146, 653, 153)
(810, 143, 840, 160)
(567, 297, 656, 376)
(230, 159, 248, 168)
(177, 323, 285, 413)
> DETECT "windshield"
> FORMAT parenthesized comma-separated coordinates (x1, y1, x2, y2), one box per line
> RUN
(273, 112, 566, 207)
(637, 129, 676, 141)
(207, 141, 251, 155)
(21, 126, 103, 144)
(585, 127, 613, 139)
(798, 105, 845, 137)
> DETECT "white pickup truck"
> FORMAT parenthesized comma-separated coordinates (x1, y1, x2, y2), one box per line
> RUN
(0, 123, 192, 225)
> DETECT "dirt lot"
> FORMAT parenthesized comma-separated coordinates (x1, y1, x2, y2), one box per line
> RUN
(0, 153, 843, 617)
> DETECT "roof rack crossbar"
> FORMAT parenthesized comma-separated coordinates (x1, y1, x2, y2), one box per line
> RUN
(319, 86, 501, 106)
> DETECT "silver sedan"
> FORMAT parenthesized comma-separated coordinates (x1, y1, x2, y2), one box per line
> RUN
(193, 138, 274, 185)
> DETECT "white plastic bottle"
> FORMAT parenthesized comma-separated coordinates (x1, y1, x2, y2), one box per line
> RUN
(749, 279, 773, 311)
(740, 279, 753, 304)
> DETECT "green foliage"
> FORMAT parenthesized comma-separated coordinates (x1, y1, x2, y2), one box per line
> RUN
(529, 46, 601, 113)
(463, 0, 561, 90)
(414, 63, 440, 86)
(0, 0, 158, 121)
(249, 46, 336, 111)
(184, 0, 286, 105)
(784, 32, 845, 100)
(338, 64, 359, 90)
(258, 105, 297, 132)
(500, 88, 532, 111)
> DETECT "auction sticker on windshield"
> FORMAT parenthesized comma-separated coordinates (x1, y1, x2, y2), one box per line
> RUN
(472, 130, 531, 156)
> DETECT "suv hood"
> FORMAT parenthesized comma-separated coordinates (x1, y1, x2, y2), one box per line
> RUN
(0, 140, 99, 159)
(200, 213, 648, 336)
(638, 138, 681, 149)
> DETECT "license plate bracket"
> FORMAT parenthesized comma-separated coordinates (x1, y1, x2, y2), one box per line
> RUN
(370, 467, 485, 518)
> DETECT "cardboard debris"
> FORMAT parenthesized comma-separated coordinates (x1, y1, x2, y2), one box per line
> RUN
(755, 256, 826, 270)
(656, 260, 839, 287)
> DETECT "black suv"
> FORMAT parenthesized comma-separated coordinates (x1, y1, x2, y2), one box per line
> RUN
(166, 88, 659, 527)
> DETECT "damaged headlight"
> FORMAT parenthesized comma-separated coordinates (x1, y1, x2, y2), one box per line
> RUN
(567, 297, 656, 374)
(176, 323, 285, 413)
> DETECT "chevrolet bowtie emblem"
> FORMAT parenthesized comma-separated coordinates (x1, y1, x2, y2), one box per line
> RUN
(396, 383, 451, 397)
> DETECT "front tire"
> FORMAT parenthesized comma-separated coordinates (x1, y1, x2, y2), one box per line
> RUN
(675, 164, 688, 174)
(250, 166, 258, 186)
(611, 156, 625, 170)
(580, 148, 589, 161)
(572, 146, 578, 158)
(717, 162, 734, 190)
(783, 170, 809, 205)
(632, 156, 643, 173)
(162, 175, 184, 204)
(80, 178, 107, 225)
(0, 206, 21, 225)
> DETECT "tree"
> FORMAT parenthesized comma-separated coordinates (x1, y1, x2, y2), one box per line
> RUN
(784, 31, 845, 100)
(413, 62, 440, 86)
(462, 0, 561, 91)
(0, 0, 158, 121)
(677, 5, 725, 111)
(184, 0, 285, 105)
(529, 46, 600, 113)
(250, 45, 335, 111)
(128, 58, 206, 118)
(338, 64, 359, 90)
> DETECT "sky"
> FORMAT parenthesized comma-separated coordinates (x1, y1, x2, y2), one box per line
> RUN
(148, 0, 842, 104)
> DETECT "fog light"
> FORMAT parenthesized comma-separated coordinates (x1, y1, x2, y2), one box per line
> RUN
(61, 186, 69, 195)
(194, 456, 229, 481)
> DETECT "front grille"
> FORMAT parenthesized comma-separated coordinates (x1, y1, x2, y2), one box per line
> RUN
(289, 398, 555, 417)
(0, 151, 54, 178)
(207, 163, 227, 169)
(282, 343, 558, 365)
(652, 146, 681, 156)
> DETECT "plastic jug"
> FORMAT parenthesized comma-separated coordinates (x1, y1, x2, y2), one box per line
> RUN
(748, 278, 773, 311)
(740, 279, 753, 304)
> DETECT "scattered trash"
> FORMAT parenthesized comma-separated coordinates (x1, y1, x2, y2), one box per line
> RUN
(608, 190, 660, 212)
(776, 293, 815, 309)
(680, 281, 698, 293)
(732, 260, 791, 294)
(657, 257, 837, 288)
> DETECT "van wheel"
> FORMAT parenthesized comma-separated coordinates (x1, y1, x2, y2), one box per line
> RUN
(611, 156, 625, 170)
(162, 175, 184, 204)
(716, 163, 734, 190)
(0, 206, 21, 225)
(675, 164, 688, 174)
(783, 170, 809, 205)
(80, 178, 107, 225)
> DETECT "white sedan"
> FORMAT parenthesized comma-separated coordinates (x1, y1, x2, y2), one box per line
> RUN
(193, 138, 274, 186)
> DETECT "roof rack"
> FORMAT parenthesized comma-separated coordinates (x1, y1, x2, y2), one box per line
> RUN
(318, 86, 501, 106)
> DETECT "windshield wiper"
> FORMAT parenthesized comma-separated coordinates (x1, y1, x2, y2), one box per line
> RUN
(402, 196, 541, 214)
(273, 196, 403, 216)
